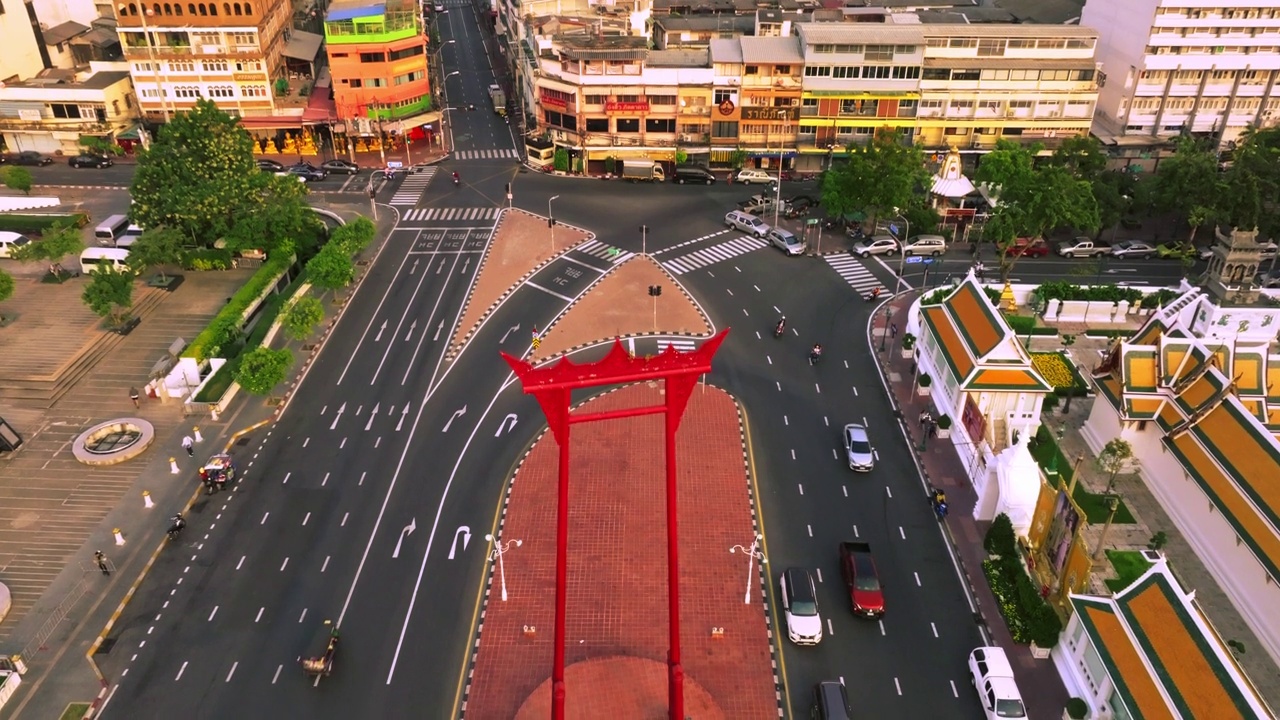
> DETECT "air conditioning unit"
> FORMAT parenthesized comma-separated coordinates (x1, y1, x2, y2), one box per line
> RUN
(1006, 109, 1017, 117)
(1048, 110, 1061, 118)
(727, 78, 739, 86)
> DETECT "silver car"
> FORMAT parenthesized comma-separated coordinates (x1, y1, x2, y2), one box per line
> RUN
(843, 423, 874, 471)
(852, 235, 899, 257)
(767, 228, 804, 256)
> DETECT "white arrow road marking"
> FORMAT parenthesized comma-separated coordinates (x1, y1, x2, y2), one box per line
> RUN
(433, 320, 445, 342)
(404, 320, 417, 342)
(448, 526, 471, 559)
(436, 257, 447, 275)
(410, 258, 419, 274)
(460, 257, 472, 274)
(392, 519, 417, 558)
(329, 402, 346, 430)
(495, 414, 518, 437)
(500, 324, 521, 343)
(365, 402, 381, 431)
(375, 320, 387, 341)
(396, 405, 409, 431)
(442, 405, 467, 432)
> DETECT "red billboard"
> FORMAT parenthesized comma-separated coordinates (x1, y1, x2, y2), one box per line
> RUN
(606, 101, 649, 112)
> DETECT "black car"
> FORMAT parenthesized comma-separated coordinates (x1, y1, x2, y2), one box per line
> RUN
(289, 161, 322, 173)
(69, 153, 114, 168)
(9, 151, 54, 166)
(320, 159, 359, 175)
(288, 166, 328, 182)
(256, 158, 284, 172)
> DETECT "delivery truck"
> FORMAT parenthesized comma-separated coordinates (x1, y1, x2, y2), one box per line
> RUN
(621, 160, 665, 182)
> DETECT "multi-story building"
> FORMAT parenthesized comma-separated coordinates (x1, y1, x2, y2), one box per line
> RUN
(1083, 0, 1280, 159)
(710, 36, 803, 169)
(0, 0, 51, 82)
(0, 66, 139, 155)
(112, 0, 295, 123)
(324, 0, 435, 142)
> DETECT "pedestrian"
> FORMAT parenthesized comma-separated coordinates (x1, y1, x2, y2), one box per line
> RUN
(918, 410, 929, 429)
(182, 435, 194, 457)
(927, 419, 938, 439)
(94, 550, 110, 576)
(129, 386, 140, 409)
(890, 322, 898, 340)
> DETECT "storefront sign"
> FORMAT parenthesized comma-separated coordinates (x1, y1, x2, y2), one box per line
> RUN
(606, 101, 649, 112)
(717, 99, 735, 116)
(541, 94, 567, 110)
(740, 107, 800, 122)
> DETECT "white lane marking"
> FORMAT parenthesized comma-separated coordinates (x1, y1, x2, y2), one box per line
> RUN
(915, 572, 921, 586)
(337, 244, 422, 385)
(255, 607, 264, 623)
(236, 555, 245, 570)
(272, 665, 283, 684)
(302, 512, 311, 526)
(899, 527, 906, 539)
(207, 606, 218, 622)
(175, 661, 188, 681)
(280, 557, 289, 572)
(225, 661, 238, 682)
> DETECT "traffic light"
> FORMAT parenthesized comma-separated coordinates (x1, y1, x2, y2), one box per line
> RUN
(648, 285, 662, 297)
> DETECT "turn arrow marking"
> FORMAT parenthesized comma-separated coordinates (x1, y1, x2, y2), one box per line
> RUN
(392, 519, 417, 558)
(495, 414, 518, 437)
(448, 526, 471, 559)
(329, 402, 346, 430)
(442, 405, 467, 432)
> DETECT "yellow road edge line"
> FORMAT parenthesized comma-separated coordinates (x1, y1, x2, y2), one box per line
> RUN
(743, 406, 792, 719)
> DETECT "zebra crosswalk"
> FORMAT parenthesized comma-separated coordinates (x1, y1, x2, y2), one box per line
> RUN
(660, 235, 769, 275)
(825, 254, 886, 294)
(453, 149, 521, 160)
(390, 168, 436, 205)
(401, 206, 499, 222)
(576, 240, 634, 265)
(656, 338, 697, 353)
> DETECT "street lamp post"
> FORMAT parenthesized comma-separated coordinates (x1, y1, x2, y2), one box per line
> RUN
(892, 211, 912, 293)
(640, 224, 648, 256)
(729, 533, 767, 605)
(440, 71, 461, 153)
(548, 195, 560, 256)
(879, 306, 894, 352)
(484, 533, 523, 602)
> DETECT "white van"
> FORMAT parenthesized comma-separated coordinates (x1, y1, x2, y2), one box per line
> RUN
(0, 231, 31, 259)
(80, 247, 132, 275)
(94, 214, 131, 246)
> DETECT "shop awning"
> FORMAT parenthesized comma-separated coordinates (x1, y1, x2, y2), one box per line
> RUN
(392, 110, 443, 133)
(237, 116, 306, 130)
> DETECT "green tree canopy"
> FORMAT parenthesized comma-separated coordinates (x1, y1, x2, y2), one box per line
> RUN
(236, 346, 293, 396)
(127, 227, 185, 281)
(1048, 134, 1107, 181)
(129, 98, 261, 245)
(305, 242, 355, 290)
(81, 264, 135, 328)
(222, 172, 315, 258)
(1, 166, 34, 195)
(1152, 136, 1222, 244)
(0, 268, 14, 307)
(1222, 125, 1280, 238)
(282, 295, 325, 341)
(9, 221, 85, 275)
(821, 127, 930, 229)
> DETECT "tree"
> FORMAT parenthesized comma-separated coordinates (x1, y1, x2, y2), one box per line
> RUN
(81, 264, 135, 329)
(1098, 438, 1134, 494)
(0, 269, 14, 320)
(1153, 137, 1221, 245)
(235, 346, 293, 397)
(129, 98, 261, 245)
(221, 172, 314, 258)
(821, 127, 930, 232)
(126, 227, 185, 281)
(282, 295, 325, 341)
(1091, 169, 1137, 237)
(976, 140, 1100, 281)
(1225, 125, 1280, 238)
(1048, 134, 1107, 182)
(331, 216, 376, 256)
(79, 135, 123, 157)
(9, 220, 85, 279)
(305, 242, 355, 290)
(1, 166, 34, 195)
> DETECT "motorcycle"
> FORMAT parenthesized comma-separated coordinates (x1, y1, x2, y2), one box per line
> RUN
(167, 515, 187, 541)
(773, 318, 786, 338)
(864, 287, 882, 303)
(930, 489, 948, 520)
(808, 345, 822, 365)
(452, 174, 460, 187)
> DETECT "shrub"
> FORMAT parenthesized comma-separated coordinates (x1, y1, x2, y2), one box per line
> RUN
(1065, 697, 1089, 719)
(918, 373, 932, 387)
(182, 248, 234, 270)
(183, 254, 292, 361)
(936, 414, 952, 430)
(901, 333, 916, 350)
(1033, 280, 1142, 304)
(1142, 288, 1180, 308)
(0, 213, 89, 233)
(985, 513, 1017, 557)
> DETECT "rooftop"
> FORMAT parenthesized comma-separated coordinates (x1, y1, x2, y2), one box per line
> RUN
(43, 21, 90, 46)
(326, 0, 414, 21)
(739, 36, 804, 64)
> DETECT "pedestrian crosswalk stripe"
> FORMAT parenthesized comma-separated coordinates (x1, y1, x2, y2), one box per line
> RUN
(656, 338, 697, 353)
(576, 240, 633, 264)
(825, 254, 886, 294)
(401, 206, 499, 221)
(661, 236, 769, 275)
(452, 148, 521, 160)
(390, 168, 437, 205)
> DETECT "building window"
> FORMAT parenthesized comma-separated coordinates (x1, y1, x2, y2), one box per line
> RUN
(585, 117, 608, 132)
(864, 44, 894, 62)
(892, 66, 920, 79)
(922, 68, 949, 81)
(347, 78, 362, 87)
(49, 103, 81, 119)
(775, 65, 791, 74)
(204, 61, 228, 72)
(898, 99, 917, 117)
(174, 86, 200, 98)
(812, 44, 835, 53)
(389, 45, 424, 61)
(360, 51, 385, 63)
(649, 95, 676, 106)
(616, 118, 639, 133)
(208, 85, 234, 97)
(713, 89, 734, 104)
(712, 120, 738, 138)
(803, 66, 831, 77)
(544, 109, 577, 131)
(235, 60, 262, 72)
(744, 65, 759, 75)
(585, 94, 607, 105)
(977, 39, 1006, 57)
(232, 33, 255, 45)
(832, 66, 858, 79)
(243, 85, 267, 97)
(646, 118, 676, 132)
(948, 38, 977, 49)
(393, 70, 425, 85)
(861, 65, 891, 79)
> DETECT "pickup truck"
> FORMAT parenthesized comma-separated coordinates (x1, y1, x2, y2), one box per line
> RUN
(838, 542, 885, 618)
(737, 194, 788, 216)
(1056, 237, 1110, 258)
(968, 646, 1026, 720)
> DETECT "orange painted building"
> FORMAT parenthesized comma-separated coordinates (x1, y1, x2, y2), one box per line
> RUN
(325, 0, 434, 135)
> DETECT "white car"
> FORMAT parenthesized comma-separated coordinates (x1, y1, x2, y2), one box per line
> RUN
(1110, 240, 1158, 260)
(735, 169, 775, 185)
(969, 646, 1026, 719)
(902, 234, 947, 257)
(0, 231, 32, 259)
(767, 228, 804, 256)
(852, 235, 899, 257)
(779, 568, 823, 645)
(843, 423, 874, 471)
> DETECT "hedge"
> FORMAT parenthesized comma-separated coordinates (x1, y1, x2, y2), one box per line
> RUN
(982, 556, 1063, 647)
(182, 254, 292, 361)
(1004, 314, 1060, 336)
(0, 213, 90, 233)
(1084, 329, 1136, 339)
(183, 248, 234, 271)
(1033, 281, 1143, 304)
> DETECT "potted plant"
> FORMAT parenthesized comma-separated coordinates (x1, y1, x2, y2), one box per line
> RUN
(1064, 697, 1089, 719)
(901, 332, 916, 359)
(917, 372, 932, 396)
(935, 414, 952, 439)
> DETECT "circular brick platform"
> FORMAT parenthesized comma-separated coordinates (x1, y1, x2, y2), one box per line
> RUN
(514, 656, 724, 720)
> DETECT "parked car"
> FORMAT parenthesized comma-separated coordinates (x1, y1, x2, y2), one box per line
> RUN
(320, 159, 360, 174)
(1198, 241, 1277, 261)
(842, 423, 874, 471)
(1004, 236, 1049, 258)
(1110, 240, 1158, 260)
(839, 541, 885, 618)
(275, 171, 307, 183)
(288, 165, 328, 182)
(0, 231, 32, 258)
(852, 235, 899, 257)
(8, 151, 53, 166)
(735, 169, 775, 185)
(766, 228, 805, 256)
(68, 153, 113, 169)
(968, 646, 1026, 720)
(256, 158, 285, 172)
(778, 568, 823, 646)
(901, 234, 947, 257)
(1156, 242, 1196, 260)
(1056, 237, 1110, 258)
(724, 210, 770, 237)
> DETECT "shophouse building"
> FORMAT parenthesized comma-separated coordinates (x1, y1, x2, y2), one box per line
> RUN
(1083, 0, 1280, 162)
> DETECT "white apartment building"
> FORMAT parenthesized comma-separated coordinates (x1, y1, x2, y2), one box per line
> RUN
(1083, 0, 1280, 156)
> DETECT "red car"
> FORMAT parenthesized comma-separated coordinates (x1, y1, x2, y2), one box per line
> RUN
(1005, 237, 1050, 258)
(839, 542, 885, 618)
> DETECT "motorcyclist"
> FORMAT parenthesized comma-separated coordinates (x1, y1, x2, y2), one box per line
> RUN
(168, 513, 186, 537)
(809, 343, 823, 363)
(452, 171, 460, 185)
(865, 287, 882, 302)
(774, 316, 787, 337)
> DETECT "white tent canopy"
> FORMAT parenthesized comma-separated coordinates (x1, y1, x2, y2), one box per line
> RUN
(0, 196, 61, 212)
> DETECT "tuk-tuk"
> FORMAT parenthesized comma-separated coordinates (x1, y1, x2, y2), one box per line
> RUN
(301, 619, 339, 682)
(199, 453, 236, 495)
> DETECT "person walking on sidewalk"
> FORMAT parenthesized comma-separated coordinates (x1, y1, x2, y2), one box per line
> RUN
(130, 386, 140, 409)
(94, 550, 110, 576)
(182, 435, 194, 457)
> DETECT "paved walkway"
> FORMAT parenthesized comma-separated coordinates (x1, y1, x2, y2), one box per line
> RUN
(461, 384, 779, 720)
(872, 291, 1070, 719)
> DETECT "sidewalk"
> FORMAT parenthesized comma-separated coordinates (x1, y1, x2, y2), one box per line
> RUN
(870, 290, 1070, 719)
